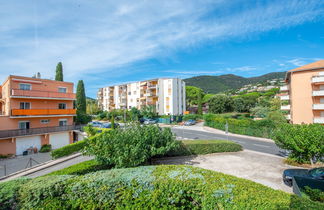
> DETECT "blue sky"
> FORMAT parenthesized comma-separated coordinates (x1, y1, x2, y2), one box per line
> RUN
(0, 0, 323, 98)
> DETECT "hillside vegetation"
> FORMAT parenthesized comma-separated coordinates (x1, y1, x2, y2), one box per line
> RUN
(184, 72, 286, 93)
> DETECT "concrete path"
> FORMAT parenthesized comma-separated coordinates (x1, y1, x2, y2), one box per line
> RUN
(0, 152, 51, 178)
(153, 150, 298, 193)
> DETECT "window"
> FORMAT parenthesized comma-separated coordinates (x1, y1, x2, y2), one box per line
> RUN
(58, 103, 67, 109)
(40, 119, 50, 124)
(128, 92, 131, 95)
(58, 87, 67, 93)
(59, 119, 67, 126)
(19, 121, 30, 129)
(20, 102, 31, 109)
(19, 83, 31, 90)
(133, 91, 136, 94)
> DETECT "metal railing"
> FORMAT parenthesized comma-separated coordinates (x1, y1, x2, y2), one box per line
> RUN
(0, 125, 85, 139)
(11, 109, 76, 116)
(11, 89, 76, 99)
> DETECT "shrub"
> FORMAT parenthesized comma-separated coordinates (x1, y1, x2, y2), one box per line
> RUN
(166, 140, 242, 156)
(204, 114, 276, 138)
(83, 124, 178, 168)
(273, 123, 324, 164)
(51, 140, 87, 159)
(39, 144, 52, 153)
(0, 178, 30, 210)
(83, 124, 97, 137)
(303, 186, 324, 203)
(182, 114, 203, 121)
(1, 165, 322, 209)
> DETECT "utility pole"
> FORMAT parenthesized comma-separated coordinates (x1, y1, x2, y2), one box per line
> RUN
(225, 120, 229, 141)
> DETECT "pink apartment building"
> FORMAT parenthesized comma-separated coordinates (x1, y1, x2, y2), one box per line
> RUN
(0, 75, 80, 155)
(281, 60, 324, 124)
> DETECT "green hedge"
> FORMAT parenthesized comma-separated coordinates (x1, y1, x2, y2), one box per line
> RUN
(50, 140, 86, 159)
(166, 140, 242, 156)
(46, 160, 109, 176)
(204, 114, 275, 138)
(1, 165, 322, 209)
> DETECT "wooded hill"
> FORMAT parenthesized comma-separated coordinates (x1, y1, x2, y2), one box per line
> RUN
(184, 72, 286, 93)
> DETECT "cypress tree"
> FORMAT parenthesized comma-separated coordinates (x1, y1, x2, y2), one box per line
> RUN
(197, 91, 203, 115)
(55, 62, 64, 81)
(76, 80, 86, 114)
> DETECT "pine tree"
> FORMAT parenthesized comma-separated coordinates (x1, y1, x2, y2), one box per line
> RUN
(55, 62, 64, 81)
(76, 80, 86, 113)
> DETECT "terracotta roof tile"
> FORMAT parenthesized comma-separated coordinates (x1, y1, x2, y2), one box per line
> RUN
(288, 60, 324, 72)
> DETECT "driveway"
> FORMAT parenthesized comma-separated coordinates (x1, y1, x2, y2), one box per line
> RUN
(153, 150, 298, 193)
(0, 152, 51, 178)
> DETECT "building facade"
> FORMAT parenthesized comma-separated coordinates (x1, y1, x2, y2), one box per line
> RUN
(280, 60, 324, 124)
(0, 75, 79, 155)
(98, 78, 186, 115)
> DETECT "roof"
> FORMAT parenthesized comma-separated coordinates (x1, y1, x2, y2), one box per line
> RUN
(288, 60, 324, 72)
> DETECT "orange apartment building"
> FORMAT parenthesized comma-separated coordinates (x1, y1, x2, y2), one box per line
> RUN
(0, 75, 80, 155)
(280, 60, 324, 124)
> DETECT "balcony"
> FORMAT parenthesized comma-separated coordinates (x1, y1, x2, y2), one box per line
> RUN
(313, 104, 324, 110)
(312, 90, 324, 96)
(281, 105, 290, 110)
(0, 125, 84, 139)
(11, 89, 75, 100)
(312, 76, 324, 83)
(148, 85, 157, 89)
(280, 85, 289, 91)
(280, 95, 290, 100)
(11, 109, 76, 117)
(314, 117, 324, 124)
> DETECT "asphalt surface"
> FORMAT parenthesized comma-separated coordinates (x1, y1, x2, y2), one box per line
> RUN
(171, 127, 284, 157)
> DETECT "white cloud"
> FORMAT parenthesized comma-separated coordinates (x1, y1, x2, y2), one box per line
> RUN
(0, 0, 323, 96)
(286, 57, 322, 66)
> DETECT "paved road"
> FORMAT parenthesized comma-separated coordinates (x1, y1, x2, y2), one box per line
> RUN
(171, 127, 283, 157)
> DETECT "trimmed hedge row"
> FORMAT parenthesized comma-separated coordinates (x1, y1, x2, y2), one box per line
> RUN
(204, 114, 275, 138)
(0, 165, 322, 209)
(166, 140, 242, 156)
(50, 140, 86, 159)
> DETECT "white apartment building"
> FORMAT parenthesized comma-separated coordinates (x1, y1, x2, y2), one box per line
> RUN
(97, 78, 186, 115)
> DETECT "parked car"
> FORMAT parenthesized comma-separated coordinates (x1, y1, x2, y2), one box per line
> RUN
(88, 121, 102, 128)
(184, 119, 196, 126)
(143, 119, 157, 125)
(100, 123, 120, 128)
(283, 167, 324, 187)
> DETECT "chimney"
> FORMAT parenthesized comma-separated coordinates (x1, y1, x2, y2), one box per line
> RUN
(37, 72, 41, 79)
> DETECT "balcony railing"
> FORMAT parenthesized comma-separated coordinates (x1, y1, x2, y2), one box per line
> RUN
(314, 117, 324, 124)
(0, 125, 85, 139)
(312, 90, 324, 96)
(313, 104, 324, 110)
(280, 95, 290, 100)
(281, 105, 290, 110)
(280, 85, 288, 91)
(11, 109, 76, 116)
(312, 76, 324, 83)
(11, 89, 76, 99)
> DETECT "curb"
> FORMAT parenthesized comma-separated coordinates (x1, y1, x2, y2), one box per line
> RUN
(0, 153, 82, 182)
